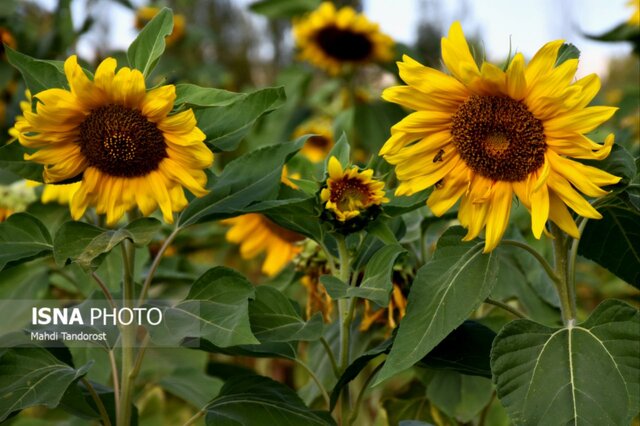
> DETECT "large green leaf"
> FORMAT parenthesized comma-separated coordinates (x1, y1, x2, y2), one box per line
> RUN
(5, 47, 67, 94)
(491, 299, 640, 425)
(204, 375, 336, 426)
(160, 369, 223, 409)
(374, 227, 500, 385)
(178, 139, 304, 227)
(426, 370, 493, 423)
(0, 142, 44, 182)
(0, 262, 49, 336)
(127, 7, 173, 77)
(0, 345, 92, 422)
(249, 0, 321, 17)
(579, 190, 640, 287)
(53, 217, 161, 270)
(194, 86, 286, 151)
(0, 213, 53, 271)
(353, 100, 407, 153)
(147, 267, 258, 348)
(249, 286, 323, 342)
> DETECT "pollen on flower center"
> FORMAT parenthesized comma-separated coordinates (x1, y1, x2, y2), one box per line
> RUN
(451, 95, 546, 182)
(315, 26, 373, 61)
(331, 178, 371, 207)
(79, 104, 167, 177)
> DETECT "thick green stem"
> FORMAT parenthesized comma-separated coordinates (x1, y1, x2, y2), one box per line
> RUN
(335, 234, 352, 421)
(118, 240, 136, 426)
(550, 224, 577, 325)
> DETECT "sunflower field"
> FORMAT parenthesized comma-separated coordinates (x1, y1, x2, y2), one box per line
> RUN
(0, 0, 639, 425)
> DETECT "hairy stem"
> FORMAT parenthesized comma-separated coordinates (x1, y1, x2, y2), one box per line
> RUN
(550, 224, 577, 325)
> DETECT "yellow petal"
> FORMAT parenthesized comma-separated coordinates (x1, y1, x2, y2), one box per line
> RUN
(530, 178, 549, 239)
(506, 53, 526, 100)
(441, 21, 480, 85)
(547, 172, 602, 219)
(547, 191, 580, 238)
(483, 182, 512, 252)
(328, 156, 343, 180)
(525, 40, 564, 87)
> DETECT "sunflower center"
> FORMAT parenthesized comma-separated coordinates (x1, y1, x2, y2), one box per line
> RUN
(331, 178, 371, 209)
(307, 135, 331, 150)
(79, 104, 167, 177)
(451, 95, 546, 182)
(315, 26, 373, 61)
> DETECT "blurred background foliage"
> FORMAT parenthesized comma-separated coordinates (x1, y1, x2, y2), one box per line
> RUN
(0, 0, 638, 425)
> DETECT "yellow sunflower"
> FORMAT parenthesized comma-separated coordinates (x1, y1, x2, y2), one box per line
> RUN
(135, 6, 186, 45)
(292, 2, 394, 75)
(380, 22, 621, 252)
(41, 182, 81, 205)
(321, 156, 388, 222)
(629, 0, 640, 26)
(223, 214, 304, 276)
(292, 117, 335, 163)
(17, 55, 213, 226)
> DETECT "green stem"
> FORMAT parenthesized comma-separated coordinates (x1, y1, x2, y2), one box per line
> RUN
(182, 408, 205, 426)
(501, 239, 562, 286)
(484, 298, 526, 319)
(137, 226, 180, 306)
(82, 377, 112, 426)
(347, 361, 384, 426)
(293, 358, 330, 408)
(550, 224, 577, 325)
(568, 217, 588, 300)
(91, 272, 116, 310)
(118, 240, 136, 426)
(320, 337, 340, 378)
(108, 350, 120, 420)
(335, 234, 352, 422)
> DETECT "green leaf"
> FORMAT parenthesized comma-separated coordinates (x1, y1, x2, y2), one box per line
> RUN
(491, 299, 640, 425)
(321, 244, 406, 307)
(204, 375, 336, 426)
(367, 219, 399, 245)
(6, 47, 67, 94)
(324, 132, 350, 172)
(195, 86, 286, 151)
(0, 142, 45, 182)
(417, 320, 495, 378)
(193, 338, 297, 360)
(160, 369, 223, 409)
(555, 43, 580, 66)
(585, 22, 640, 43)
(426, 370, 493, 423)
(53, 218, 161, 270)
(175, 84, 246, 108)
(249, 0, 321, 17)
(249, 286, 323, 342)
(353, 101, 407, 153)
(0, 346, 92, 422)
(383, 189, 431, 217)
(178, 139, 305, 227)
(579, 191, 640, 287)
(0, 213, 53, 271)
(127, 7, 173, 77)
(0, 262, 49, 336)
(374, 227, 500, 385)
(147, 267, 259, 348)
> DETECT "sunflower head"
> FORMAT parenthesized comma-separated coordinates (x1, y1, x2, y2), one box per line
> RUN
(292, 2, 394, 74)
(381, 22, 621, 252)
(17, 55, 213, 226)
(320, 156, 388, 232)
(135, 6, 186, 45)
(293, 117, 335, 163)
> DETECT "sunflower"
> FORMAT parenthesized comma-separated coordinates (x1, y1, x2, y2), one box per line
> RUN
(293, 117, 335, 163)
(8, 89, 30, 140)
(292, 2, 394, 75)
(223, 214, 304, 276)
(629, 0, 640, 26)
(16, 55, 212, 226)
(135, 6, 186, 45)
(380, 22, 621, 252)
(321, 156, 388, 222)
(41, 182, 81, 205)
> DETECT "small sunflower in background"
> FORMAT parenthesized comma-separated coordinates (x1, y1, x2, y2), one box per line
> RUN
(16, 55, 213, 225)
(223, 214, 304, 277)
(135, 6, 186, 45)
(292, 117, 335, 163)
(381, 22, 620, 252)
(292, 2, 394, 75)
(321, 156, 388, 224)
(0, 27, 16, 60)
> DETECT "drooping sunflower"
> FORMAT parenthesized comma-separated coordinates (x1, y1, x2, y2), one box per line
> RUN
(292, 2, 394, 75)
(321, 156, 388, 222)
(135, 6, 186, 45)
(292, 117, 335, 163)
(380, 22, 621, 252)
(17, 55, 213, 225)
(360, 284, 407, 332)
